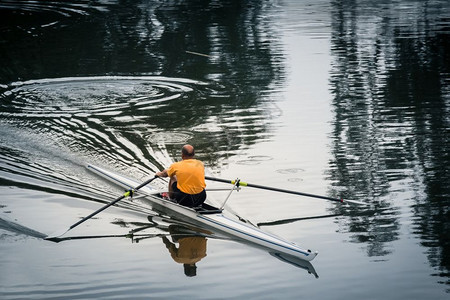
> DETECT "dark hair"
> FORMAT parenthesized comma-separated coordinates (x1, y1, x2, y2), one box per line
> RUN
(182, 145, 195, 157)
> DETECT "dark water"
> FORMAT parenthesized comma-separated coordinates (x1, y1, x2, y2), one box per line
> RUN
(1, 0, 449, 299)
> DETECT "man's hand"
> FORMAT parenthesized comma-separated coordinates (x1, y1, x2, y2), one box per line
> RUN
(155, 169, 168, 178)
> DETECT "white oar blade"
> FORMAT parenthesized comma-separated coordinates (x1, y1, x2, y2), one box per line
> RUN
(344, 199, 368, 206)
(45, 228, 69, 242)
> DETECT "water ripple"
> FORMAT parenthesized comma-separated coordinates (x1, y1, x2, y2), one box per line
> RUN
(0, 0, 113, 29)
(0, 75, 276, 204)
(0, 76, 208, 199)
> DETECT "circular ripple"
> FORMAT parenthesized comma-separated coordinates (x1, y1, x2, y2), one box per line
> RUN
(147, 131, 193, 145)
(236, 155, 273, 165)
(0, 76, 207, 170)
(276, 167, 305, 174)
(1, 76, 203, 117)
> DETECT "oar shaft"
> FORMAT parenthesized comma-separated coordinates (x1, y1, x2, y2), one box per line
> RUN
(204, 176, 230, 184)
(205, 176, 358, 204)
(69, 194, 125, 230)
(70, 176, 158, 230)
(244, 182, 343, 203)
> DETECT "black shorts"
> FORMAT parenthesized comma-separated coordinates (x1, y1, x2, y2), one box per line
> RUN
(172, 182, 206, 208)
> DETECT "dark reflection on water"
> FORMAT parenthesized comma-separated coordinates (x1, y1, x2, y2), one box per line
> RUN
(328, 0, 449, 283)
(0, 0, 284, 88)
(0, 0, 285, 178)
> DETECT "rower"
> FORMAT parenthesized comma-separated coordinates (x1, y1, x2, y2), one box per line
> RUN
(155, 144, 207, 208)
(161, 224, 208, 277)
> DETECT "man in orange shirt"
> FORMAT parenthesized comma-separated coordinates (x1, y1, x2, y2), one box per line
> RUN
(161, 224, 208, 277)
(156, 144, 207, 207)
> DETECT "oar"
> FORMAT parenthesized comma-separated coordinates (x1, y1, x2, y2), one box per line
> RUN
(257, 213, 343, 227)
(204, 176, 366, 205)
(45, 175, 159, 241)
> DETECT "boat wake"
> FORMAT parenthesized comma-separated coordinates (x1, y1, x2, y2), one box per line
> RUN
(0, 215, 47, 239)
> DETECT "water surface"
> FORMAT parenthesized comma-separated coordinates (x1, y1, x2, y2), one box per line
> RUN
(1, 0, 449, 299)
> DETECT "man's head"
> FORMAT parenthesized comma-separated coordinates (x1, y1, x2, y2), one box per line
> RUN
(184, 263, 197, 277)
(181, 144, 195, 159)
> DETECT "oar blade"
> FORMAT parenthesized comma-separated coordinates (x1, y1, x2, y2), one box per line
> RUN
(44, 228, 69, 242)
(343, 199, 368, 206)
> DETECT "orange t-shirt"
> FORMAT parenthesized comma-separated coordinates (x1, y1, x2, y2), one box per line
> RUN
(167, 159, 206, 194)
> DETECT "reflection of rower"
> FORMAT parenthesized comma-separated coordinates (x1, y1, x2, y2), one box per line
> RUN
(161, 225, 207, 277)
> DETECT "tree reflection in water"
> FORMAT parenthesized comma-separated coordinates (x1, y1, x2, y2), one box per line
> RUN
(328, 0, 449, 282)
